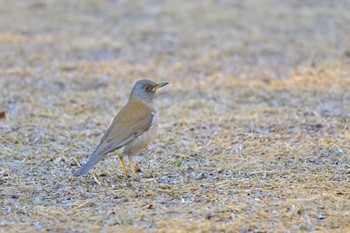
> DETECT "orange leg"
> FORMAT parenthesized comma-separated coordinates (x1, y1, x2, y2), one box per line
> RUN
(119, 156, 128, 176)
(128, 156, 139, 181)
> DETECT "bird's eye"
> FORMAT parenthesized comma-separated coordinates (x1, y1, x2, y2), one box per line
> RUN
(144, 86, 151, 91)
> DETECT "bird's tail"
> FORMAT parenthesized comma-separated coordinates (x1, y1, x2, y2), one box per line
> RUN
(74, 153, 106, 177)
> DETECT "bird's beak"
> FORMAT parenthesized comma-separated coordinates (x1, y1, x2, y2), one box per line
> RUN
(153, 82, 169, 91)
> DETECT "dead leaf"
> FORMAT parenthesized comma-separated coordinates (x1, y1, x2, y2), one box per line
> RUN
(0, 111, 6, 119)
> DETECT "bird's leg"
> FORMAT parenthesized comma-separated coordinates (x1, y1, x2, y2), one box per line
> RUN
(118, 156, 128, 176)
(128, 156, 139, 181)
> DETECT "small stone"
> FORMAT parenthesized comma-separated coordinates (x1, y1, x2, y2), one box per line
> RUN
(317, 213, 326, 220)
(334, 148, 344, 156)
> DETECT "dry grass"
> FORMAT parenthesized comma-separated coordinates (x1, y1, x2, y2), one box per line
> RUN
(1, 0, 350, 232)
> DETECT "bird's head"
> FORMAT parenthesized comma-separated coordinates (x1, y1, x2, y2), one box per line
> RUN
(130, 79, 169, 103)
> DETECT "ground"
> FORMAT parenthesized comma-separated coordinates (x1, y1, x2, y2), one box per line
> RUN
(1, 0, 350, 232)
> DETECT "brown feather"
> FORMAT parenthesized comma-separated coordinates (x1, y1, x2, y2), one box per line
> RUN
(94, 98, 155, 156)
(74, 97, 155, 177)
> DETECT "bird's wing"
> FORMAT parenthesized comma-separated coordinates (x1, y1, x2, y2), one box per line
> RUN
(74, 100, 155, 176)
(95, 103, 155, 155)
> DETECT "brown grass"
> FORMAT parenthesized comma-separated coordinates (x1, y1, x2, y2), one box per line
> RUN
(1, 0, 350, 232)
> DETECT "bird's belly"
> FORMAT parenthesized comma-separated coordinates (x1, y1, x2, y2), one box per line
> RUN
(122, 123, 158, 156)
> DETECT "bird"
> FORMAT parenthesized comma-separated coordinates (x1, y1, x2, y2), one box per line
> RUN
(74, 79, 169, 180)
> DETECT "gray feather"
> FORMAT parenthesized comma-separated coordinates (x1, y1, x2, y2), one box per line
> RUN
(74, 152, 107, 177)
